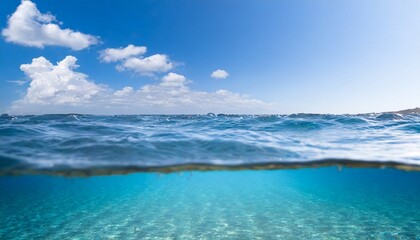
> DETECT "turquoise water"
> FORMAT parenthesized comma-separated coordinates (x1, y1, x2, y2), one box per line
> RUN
(1, 168, 419, 239)
(1, 114, 420, 238)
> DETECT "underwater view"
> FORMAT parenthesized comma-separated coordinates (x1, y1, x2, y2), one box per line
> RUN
(0, 114, 419, 239)
(1, 168, 419, 239)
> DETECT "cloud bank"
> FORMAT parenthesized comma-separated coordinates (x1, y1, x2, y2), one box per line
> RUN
(100, 45, 173, 76)
(2, 0, 98, 50)
(10, 56, 275, 114)
(211, 69, 229, 79)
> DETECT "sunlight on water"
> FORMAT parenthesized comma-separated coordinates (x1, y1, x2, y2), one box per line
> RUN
(0, 168, 419, 239)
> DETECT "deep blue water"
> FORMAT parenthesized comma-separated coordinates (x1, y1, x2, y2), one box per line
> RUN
(0, 114, 419, 238)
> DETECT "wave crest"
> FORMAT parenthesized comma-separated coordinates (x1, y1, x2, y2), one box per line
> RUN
(1, 114, 419, 175)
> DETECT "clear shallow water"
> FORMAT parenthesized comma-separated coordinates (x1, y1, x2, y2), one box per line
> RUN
(0, 168, 419, 239)
(0, 113, 419, 174)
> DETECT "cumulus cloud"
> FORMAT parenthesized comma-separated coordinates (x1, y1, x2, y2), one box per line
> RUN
(211, 69, 229, 79)
(10, 56, 275, 114)
(160, 72, 187, 87)
(100, 45, 173, 76)
(2, 0, 98, 50)
(118, 54, 173, 75)
(17, 56, 102, 105)
(114, 86, 134, 97)
(99, 45, 147, 63)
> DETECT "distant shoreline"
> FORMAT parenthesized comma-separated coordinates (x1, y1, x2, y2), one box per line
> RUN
(390, 107, 420, 114)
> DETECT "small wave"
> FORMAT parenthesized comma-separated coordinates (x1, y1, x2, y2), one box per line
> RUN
(0, 114, 419, 176)
(375, 113, 404, 120)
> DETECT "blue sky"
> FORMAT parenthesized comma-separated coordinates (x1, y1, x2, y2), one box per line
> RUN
(1, 0, 420, 114)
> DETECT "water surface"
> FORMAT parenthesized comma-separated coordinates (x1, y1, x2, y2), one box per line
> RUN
(1, 113, 419, 175)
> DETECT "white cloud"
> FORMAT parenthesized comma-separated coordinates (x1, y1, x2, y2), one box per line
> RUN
(10, 56, 275, 114)
(99, 45, 147, 63)
(114, 86, 133, 97)
(8, 80, 28, 86)
(118, 54, 173, 76)
(100, 45, 173, 76)
(211, 69, 229, 79)
(2, 0, 98, 50)
(160, 72, 186, 87)
(18, 56, 102, 105)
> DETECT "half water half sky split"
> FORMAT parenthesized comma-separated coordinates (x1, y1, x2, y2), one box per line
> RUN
(1, 0, 420, 114)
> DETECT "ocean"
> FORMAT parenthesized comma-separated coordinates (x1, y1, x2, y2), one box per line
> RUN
(0, 114, 419, 239)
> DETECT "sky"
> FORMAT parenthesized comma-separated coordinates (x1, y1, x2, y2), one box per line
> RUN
(1, 0, 420, 114)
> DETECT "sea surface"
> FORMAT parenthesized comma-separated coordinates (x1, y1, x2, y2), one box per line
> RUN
(0, 114, 419, 239)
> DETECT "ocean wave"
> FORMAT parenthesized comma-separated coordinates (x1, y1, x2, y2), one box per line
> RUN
(0, 114, 419, 175)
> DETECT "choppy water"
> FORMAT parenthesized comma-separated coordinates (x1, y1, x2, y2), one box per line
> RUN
(0, 113, 419, 174)
(1, 113, 420, 239)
